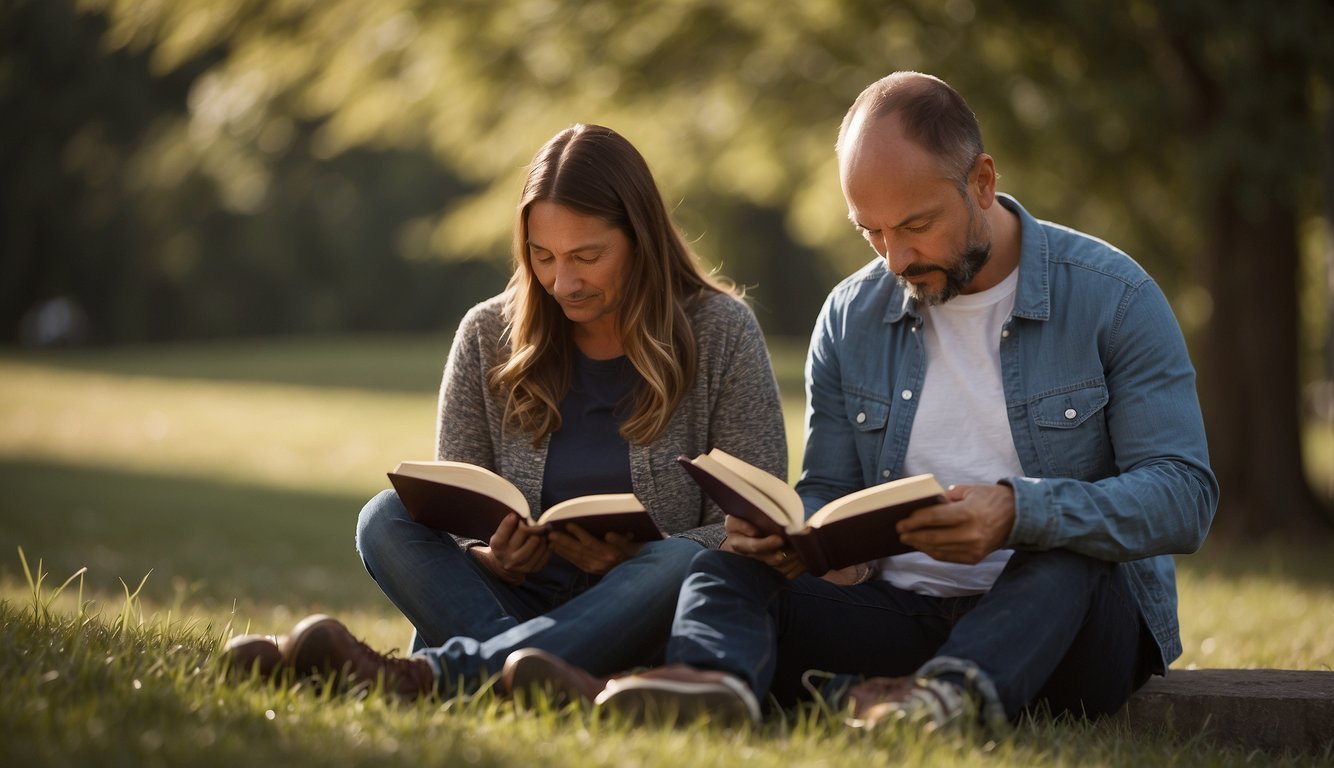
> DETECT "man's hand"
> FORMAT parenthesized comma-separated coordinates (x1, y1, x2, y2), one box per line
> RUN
(721, 515, 805, 579)
(897, 483, 1016, 564)
(471, 513, 551, 584)
(820, 562, 875, 585)
(548, 525, 642, 575)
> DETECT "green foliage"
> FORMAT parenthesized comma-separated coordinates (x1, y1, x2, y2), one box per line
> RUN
(2, 0, 511, 343)
(12, 0, 1328, 343)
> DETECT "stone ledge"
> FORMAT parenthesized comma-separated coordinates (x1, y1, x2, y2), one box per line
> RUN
(1119, 668, 1334, 752)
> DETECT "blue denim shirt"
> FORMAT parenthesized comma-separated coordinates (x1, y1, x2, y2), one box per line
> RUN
(796, 194, 1218, 672)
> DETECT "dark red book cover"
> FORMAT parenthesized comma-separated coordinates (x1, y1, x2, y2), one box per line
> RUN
(790, 494, 939, 576)
(676, 456, 790, 538)
(543, 513, 664, 543)
(388, 471, 519, 541)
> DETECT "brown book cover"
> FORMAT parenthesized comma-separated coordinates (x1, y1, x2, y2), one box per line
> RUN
(677, 452, 944, 576)
(677, 457, 791, 538)
(787, 494, 941, 575)
(388, 470, 520, 541)
(544, 512, 665, 543)
(389, 461, 663, 543)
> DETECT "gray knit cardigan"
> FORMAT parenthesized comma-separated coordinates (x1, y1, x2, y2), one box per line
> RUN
(434, 290, 788, 549)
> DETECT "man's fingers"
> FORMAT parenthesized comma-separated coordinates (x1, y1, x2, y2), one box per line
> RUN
(896, 502, 961, 534)
(907, 534, 989, 565)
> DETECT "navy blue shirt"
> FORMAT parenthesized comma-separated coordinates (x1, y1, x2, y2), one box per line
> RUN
(540, 353, 639, 513)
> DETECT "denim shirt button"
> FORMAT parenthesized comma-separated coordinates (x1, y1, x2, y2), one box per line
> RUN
(901, 389, 913, 400)
(882, 468, 892, 478)
(1002, 329, 1010, 338)
(856, 411, 866, 424)
(1064, 408, 1077, 419)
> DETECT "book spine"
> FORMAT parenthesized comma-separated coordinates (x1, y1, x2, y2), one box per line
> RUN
(676, 456, 787, 538)
(790, 534, 831, 578)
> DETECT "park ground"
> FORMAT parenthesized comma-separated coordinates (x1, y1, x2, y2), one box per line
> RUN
(1, 335, 1331, 766)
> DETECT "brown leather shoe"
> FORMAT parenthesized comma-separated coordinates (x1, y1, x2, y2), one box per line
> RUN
(594, 664, 761, 727)
(280, 614, 435, 699)
(500, 648, 607, 706)
(223, 634, 283, 679)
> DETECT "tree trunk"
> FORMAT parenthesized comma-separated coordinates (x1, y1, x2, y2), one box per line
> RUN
(1198, 182, 1332, 539)
(1159, 11, 1334, 540)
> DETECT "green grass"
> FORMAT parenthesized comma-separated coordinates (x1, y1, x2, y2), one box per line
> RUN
(1, 337, 1332, 766)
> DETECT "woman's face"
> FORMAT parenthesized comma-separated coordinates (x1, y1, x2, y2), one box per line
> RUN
(526, 200, 634, 348)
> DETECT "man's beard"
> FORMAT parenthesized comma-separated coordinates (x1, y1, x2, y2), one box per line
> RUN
(897, 239, 991, 306)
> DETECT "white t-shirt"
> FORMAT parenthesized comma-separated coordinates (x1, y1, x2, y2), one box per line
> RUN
(880, 266, 1021, 597)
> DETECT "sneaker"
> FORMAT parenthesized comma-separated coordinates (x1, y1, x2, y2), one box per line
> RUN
(223, 634, 283, 679)
(594, 665, 761, 727)
(280, 614, 435, 699)
(500, 648, 607, 706)
(844, 675, 969, 732)
(800, 668, 860, 710)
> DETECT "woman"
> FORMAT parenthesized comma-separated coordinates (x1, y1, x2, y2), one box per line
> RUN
(225, 124, 786, 698)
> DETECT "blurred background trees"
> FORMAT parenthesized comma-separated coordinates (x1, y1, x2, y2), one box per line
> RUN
(3, 0, 1331, 535)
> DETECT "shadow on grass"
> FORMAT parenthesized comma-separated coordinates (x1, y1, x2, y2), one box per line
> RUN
(0, 459, 389, 612)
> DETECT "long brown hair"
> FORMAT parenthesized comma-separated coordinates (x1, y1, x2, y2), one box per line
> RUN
(489, 124, 735, 445)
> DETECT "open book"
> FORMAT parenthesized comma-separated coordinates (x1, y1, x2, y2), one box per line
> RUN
(677, 449, 945, 576)
(388, 461, 664, 543)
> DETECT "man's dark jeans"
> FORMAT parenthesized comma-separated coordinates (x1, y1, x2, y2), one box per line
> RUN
(666, 548, 1155, 719)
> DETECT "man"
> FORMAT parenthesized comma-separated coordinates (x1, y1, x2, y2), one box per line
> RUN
(574, 71, 1218, 731)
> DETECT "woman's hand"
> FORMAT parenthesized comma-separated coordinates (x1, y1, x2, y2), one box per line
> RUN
(721, 515, 806, 579)
(548, 525, 642, 575)
(470, 513, 550, 585)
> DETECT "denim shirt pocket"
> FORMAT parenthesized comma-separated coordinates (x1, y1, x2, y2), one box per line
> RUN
(844, 390, 891, 481)
(1029, 383, 1112, 479)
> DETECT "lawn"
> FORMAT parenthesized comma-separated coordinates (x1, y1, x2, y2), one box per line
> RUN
(1, 336, 1331, 766)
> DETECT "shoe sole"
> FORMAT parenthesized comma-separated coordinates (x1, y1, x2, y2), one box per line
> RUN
(594, 675, 760, 727)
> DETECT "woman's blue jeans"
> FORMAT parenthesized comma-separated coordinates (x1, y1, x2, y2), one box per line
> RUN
(667, 547, 1154, 720)
(355, 489, 702, 694)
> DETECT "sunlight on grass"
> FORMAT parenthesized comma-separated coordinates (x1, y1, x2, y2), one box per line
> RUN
(3, 575, 1323, 768)
(1176, 552, 1334, 670)
(0, 359, 436, 499)
(1177, 534, 1334, 671)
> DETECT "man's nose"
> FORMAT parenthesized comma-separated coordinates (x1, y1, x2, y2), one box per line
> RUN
(873, 234, 914, 275)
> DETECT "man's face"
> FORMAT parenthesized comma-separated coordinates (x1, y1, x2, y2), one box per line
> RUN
(890, 200, 991, 306)
(840, 116, 991, 306)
